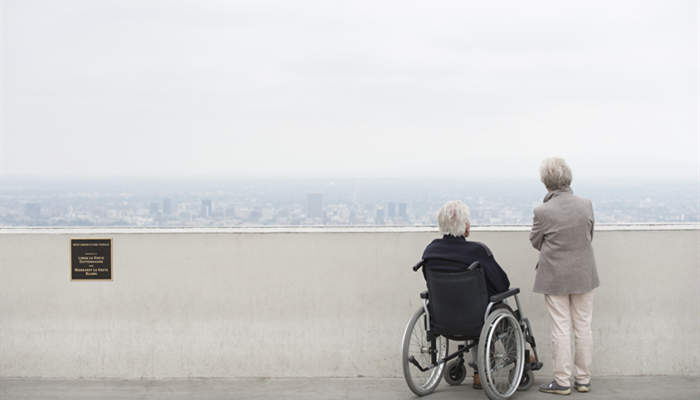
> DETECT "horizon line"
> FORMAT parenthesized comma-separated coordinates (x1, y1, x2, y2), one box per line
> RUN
(0, 174, 697, 182)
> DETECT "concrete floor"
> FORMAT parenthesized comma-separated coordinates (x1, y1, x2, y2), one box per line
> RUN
(1, 377, 698, 400)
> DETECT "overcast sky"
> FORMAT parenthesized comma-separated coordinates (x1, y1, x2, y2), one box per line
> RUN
(0, 0, 697, 180)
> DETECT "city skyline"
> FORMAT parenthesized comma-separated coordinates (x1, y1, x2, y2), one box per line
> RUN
(1, 177, 697, 227)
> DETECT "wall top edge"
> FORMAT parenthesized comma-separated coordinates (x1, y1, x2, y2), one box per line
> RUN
(0, 224, 698, 235)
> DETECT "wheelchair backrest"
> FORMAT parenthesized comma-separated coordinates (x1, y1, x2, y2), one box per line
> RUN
(424, 263, 489, 338)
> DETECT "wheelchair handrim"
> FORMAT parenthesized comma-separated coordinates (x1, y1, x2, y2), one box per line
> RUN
(483, 311, 525, 398)
(401, 307, 448, 395)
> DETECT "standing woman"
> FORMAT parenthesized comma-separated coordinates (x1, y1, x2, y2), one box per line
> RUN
(530, 157, 600, 395)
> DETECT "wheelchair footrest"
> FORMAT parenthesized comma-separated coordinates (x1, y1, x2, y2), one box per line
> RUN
(408, 356, 433, 373)
(529, 361, 543, 371)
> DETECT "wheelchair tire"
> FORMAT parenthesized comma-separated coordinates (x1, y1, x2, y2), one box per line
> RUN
(477, 308, 526, 400)
(401, 306, 448, 396)
(443, 360, 466, 386)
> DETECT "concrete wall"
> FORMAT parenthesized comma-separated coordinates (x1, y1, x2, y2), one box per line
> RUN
(0, 227, 698, 378)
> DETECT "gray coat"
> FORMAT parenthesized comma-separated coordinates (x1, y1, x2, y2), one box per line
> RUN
(529, 188, 600, 295)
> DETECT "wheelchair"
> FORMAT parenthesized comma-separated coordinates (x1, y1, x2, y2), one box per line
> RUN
(401, 260, 542, 400)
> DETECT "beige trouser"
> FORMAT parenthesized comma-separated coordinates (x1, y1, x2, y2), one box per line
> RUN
(545, 291, 594, 387)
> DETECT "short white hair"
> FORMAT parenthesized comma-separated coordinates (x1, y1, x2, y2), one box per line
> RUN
(540, 157, 572, 191)
(437, 200, 470, 236)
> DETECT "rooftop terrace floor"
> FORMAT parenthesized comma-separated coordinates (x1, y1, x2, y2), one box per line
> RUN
(2, 377, 698, 400)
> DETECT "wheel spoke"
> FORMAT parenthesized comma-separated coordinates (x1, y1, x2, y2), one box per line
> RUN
(403, 308, 448, 396)
(481, 311, 523, 398)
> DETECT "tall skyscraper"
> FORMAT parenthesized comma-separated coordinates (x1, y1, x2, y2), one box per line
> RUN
(307, 193, 323, 219)
(387, 202, 396, 219)
(149, 202, 160, 216)
(225, 206, 237, 218)
(375, 208, 385, 225)
(349, 209, 358, 225)
(399, 202, 408, 219)
(201, 199, 212, 218)
(163, 198, 172, 215)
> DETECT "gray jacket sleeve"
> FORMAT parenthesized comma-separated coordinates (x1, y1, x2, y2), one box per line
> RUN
(589, 200, 595, 240)
(529, 208, 546, 251)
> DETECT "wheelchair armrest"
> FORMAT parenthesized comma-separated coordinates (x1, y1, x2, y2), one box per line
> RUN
(490, 288, 520, 303)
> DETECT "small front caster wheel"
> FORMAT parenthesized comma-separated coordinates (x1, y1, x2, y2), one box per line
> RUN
(444, 360, 467, 386)
(518, 370, 534, 391)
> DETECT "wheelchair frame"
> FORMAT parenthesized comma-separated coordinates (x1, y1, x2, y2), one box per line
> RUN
(403, 259, 543, 399)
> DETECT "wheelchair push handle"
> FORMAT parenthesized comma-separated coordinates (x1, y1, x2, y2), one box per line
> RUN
(412, 259, 425, 271)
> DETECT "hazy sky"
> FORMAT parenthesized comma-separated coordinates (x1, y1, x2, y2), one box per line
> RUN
(0, 0, 698, 180)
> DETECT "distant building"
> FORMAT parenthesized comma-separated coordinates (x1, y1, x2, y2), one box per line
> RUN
(225, 206, 237, 218)
(163, 198, 172, 215)
(387, 202, 396, 219)
(399, 202, 408, 219)
(375, 208, 385, 225)
(247, 208, 262, 222)
(307, 193, 323, 219)
(24, 203, 41, 219)
(234, 207, 251, 219)
(201, 200, 212, 218)
(149, 202, 160, 216)
(349, 209, 358, 225)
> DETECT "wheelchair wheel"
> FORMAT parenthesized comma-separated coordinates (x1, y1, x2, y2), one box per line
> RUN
(443, 359, 466, 386)
(401, 306, 448, 396)
(477, 308, 525, 400)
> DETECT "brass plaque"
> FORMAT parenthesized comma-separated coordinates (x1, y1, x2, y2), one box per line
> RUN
(71, 238, 112, 280)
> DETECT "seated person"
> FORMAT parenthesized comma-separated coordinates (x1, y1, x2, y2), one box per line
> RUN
(422, 200, 511, 390)
(422, 200, 510, 299)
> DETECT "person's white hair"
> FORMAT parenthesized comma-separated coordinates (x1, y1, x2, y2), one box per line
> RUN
(437, 200, 470, 236)
(540, 157, 573, 191)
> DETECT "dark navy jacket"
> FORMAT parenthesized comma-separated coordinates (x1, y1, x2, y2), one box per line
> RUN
(422, 235, 510, 297)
